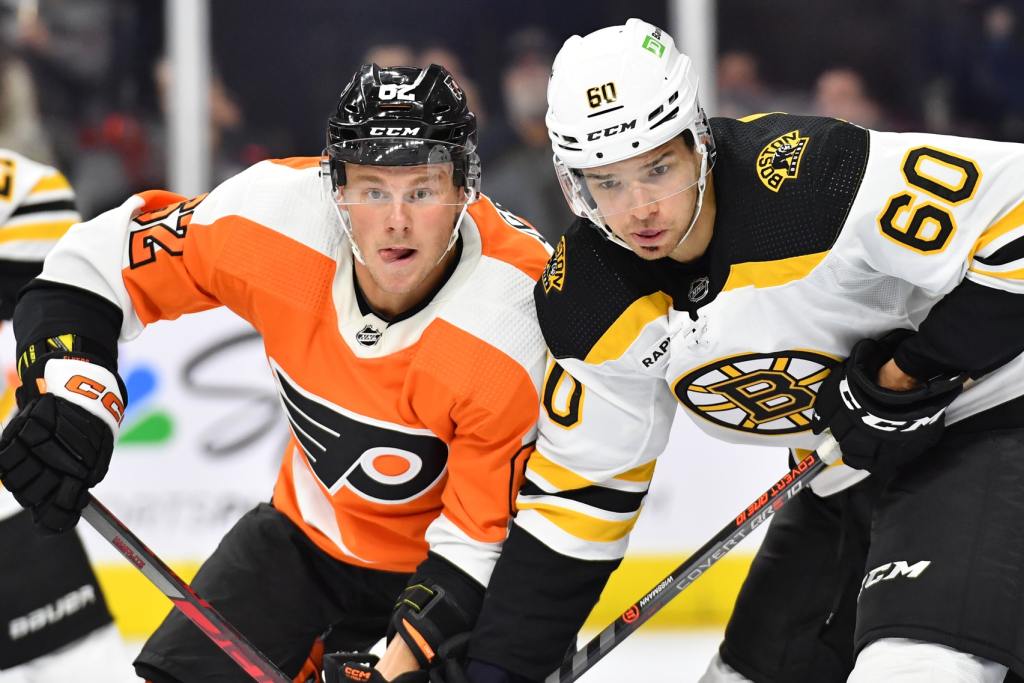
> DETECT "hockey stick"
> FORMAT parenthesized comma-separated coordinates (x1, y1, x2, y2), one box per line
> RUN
(547, 436, 841, 683)
(80, 495, 292, 683)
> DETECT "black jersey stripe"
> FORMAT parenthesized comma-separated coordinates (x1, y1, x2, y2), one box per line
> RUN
(10, 199, 77, 218)
(975, 234, 1024, 267)
(519, 478, 647, 514)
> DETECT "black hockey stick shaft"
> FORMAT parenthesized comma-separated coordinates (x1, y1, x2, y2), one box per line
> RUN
(80, 495, 292, 683)
(548, 437, 841, 683)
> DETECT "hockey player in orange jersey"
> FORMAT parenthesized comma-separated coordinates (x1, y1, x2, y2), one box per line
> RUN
(0, 64, 551, 682)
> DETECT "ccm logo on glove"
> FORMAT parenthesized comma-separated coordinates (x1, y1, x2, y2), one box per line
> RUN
(61, 374, 125, 424)
(43, 358, 125, 435)
(838, 377, 944, 433)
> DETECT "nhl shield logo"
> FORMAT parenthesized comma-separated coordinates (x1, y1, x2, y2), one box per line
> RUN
(355, 325, 383, 347)
(672, 350, 838, 434)
(756, 130, 810, 192)
(542, 236, 567, 294)
(688, 276, 710, 302)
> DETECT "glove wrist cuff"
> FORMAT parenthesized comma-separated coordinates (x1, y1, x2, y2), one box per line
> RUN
(41, 358, 125, 437)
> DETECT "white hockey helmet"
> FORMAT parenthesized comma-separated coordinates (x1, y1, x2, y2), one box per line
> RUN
(546, 18, 716, 249)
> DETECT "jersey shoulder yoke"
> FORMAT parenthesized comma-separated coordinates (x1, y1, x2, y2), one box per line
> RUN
(535, 220, 666, 362)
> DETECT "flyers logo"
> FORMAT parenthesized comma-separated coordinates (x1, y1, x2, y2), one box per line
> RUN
(672, 350, 837, 434)
(128, 193, 208, 268)
(272, 361, 447, 504)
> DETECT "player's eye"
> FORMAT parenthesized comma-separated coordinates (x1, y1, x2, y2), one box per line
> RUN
(409, 188, 435, 202)
(597, 179, 621, 191)
(650, 164, 670, 177)
(365, 189, 388, 202)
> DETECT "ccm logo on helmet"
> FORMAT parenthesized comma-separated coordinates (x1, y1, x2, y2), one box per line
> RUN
(586, 119, 637, 141)
(65, 375, 125, 424)
(369, 126, 422, 137)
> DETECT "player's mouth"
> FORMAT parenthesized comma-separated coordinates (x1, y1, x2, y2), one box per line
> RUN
(378, 247, 417, 264)
(630, 229, 667, 246)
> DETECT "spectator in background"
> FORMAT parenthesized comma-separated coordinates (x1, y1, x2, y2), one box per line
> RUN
(716, 49, 813, 120)
(972, 3, 1024, 140)
(484, 27, 571, 244)
(8, 0, 116, 173)
(363, 42, 417, 70)
(72, 55, 254, 218)
(716, 51, 771, 118)
(0, 32, 54, 163)
(420, 43, 489, 133)
(813, 67, 887, 129)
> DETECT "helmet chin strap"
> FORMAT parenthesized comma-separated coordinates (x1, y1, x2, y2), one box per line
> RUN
(670, 147, 710, 254)
(436, 201, 470, 266)
(329, 201, 368, 265)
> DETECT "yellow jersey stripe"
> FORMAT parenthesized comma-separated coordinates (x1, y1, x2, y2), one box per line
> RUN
(968, 265, 1024, 281)
(738, 112, 785, 123)
(723, 251, 829, 291)
(584, 292, 672, 365)
(614, 460, 656, 483)
(518, 502, 641, 543)
(526, 448, 595, 490)
(0, 220, 75, 244)
(969, 197, 1024, 263)
(30, 172, 72, 195)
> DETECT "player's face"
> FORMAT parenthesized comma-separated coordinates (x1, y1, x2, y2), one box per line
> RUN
(582, 138, 701, 259)
(343, 163, 464, 309)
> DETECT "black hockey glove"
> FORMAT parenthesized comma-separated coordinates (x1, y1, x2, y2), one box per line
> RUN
(0, 353, 125, 533)
(322, 652, 427, 683)
(811, 330, 965, 477)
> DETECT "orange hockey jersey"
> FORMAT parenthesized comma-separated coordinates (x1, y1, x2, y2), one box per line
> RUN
(36, 157, 551, 585)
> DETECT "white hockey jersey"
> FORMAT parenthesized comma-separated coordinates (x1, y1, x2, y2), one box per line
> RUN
(523, 113, 1024, 561)
(0, 149, 78, 516)
(0, 149, 78, 264)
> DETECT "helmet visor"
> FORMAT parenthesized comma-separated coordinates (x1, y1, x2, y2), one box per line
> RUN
(556, 136, 712, 223)
(327, 138, 470, 207)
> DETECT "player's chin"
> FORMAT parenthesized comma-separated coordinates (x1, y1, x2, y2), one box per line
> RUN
(632, 244, 671, 260)
(372, 268, 421, 293)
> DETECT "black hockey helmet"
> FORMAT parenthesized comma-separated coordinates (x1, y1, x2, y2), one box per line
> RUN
(325, 63, 480, 197)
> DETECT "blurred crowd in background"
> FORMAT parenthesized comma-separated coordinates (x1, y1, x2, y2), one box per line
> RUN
(2, 0, 1023, 243)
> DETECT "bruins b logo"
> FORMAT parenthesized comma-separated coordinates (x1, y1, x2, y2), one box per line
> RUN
(757, 130, 809, 192)
(672, 350, 836, 434)
(542, 236, 567, 294)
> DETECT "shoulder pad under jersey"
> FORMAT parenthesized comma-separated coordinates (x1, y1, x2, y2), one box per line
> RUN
(710, 113, 869, 264)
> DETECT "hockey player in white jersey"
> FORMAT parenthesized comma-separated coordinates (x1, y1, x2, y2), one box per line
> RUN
(449, 18, 1024, 683)
(0, 150, 136, 681)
